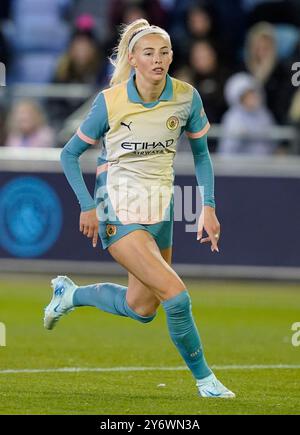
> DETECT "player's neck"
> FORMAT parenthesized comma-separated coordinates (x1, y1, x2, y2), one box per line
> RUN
(134, 74, 166, 103)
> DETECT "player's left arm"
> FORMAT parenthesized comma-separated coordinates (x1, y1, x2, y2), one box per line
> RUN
(185, 88, 220, 252)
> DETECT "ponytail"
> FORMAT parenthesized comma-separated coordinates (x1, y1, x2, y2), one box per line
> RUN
(109, 18, 150, 87)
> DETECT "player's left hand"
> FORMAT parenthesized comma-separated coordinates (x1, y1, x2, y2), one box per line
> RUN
(197, 205, 220, 253)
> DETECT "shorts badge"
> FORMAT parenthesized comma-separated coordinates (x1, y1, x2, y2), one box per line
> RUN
(106, 224, 117, 237)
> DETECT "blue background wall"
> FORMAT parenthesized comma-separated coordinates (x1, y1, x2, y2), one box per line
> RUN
(0, 171, 299, 267)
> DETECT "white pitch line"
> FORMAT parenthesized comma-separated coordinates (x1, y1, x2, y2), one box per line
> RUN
(0, 364, 300, 375)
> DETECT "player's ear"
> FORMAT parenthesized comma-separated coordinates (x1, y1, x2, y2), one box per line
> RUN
(169, 49, 173, 65)
(128, 53, 137, 68)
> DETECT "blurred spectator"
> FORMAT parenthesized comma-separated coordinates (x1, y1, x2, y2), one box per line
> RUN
(168, 0, 209, 38)
(47, 27, 107, 124)
(218, 72, 277, 155)
(5, 100, 55, 148)
(189, 39, 229, 124)
(244, 21, 291, 123)
(53, 29, 105, 85)
(186, 3, 215, 39)
(71, 0, 111, 43)
(170, 2, 232, 69)
(245, 22, 277, 82)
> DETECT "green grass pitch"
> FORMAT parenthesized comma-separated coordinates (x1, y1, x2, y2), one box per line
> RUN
(0, 275, 299, 415)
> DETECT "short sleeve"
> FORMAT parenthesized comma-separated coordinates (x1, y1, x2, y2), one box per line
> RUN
(185, 88, 210, 139)
(77, 92, 109, 145)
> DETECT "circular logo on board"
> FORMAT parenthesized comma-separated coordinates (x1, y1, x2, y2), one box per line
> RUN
(106, 224, 117, 237)
(166, 116, 179, 130)
(0, 177, 63, 257)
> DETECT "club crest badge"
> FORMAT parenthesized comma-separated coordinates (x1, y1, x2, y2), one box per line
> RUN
(166, 116, 179, 130)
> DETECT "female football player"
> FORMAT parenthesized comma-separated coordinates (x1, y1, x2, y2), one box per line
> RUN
(44, 18, 235, 398)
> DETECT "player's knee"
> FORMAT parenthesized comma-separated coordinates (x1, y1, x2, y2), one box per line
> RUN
(126, 301, 158, 323)
(135, 304, 158, 322)
(127, 297, 160, 322)
(136, 311, 157, 323)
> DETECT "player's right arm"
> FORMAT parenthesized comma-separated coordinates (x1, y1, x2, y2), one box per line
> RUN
(60, 92, 109, 247)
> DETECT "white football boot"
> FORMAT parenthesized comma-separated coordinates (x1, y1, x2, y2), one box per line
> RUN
(44, 276, 77, 330)
(196, 373, 235, 398)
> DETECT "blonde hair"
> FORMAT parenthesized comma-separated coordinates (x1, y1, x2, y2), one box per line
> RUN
(109, 18, 170, 87)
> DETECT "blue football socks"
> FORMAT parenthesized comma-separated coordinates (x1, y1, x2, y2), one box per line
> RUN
(73, 282, 156, 323)
(74, 283, 211, 380)
(162, 290, 212, 380)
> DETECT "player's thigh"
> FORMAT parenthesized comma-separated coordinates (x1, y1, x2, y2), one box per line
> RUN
(126, 246, 173, 314)
(108, 230, 184, 301)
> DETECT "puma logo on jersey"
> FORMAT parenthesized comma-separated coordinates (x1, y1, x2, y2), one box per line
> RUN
(121, 121, 133, 131)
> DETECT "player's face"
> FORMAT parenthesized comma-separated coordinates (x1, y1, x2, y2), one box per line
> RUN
(129, 34, 173, 83)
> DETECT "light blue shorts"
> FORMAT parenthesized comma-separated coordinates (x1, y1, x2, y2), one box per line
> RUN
(99, 218, 173, 250)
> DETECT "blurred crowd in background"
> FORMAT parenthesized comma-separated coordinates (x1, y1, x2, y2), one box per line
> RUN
(1, 0, 300, 154)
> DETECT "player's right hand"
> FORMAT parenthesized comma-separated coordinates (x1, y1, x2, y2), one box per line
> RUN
(79, 208, 98, 248)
